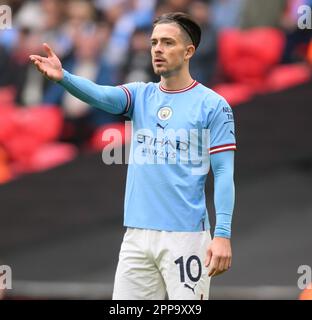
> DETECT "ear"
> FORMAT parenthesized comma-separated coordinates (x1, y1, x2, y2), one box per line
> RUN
(185, 44, 196, 60)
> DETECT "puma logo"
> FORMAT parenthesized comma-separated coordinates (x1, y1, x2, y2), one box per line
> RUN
(156, 123, 168, 130)
(184, 283, 197, 295)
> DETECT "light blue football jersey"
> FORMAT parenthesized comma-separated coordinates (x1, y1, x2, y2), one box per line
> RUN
(59, 70, 236, 234)
(120, 81, 236, 232)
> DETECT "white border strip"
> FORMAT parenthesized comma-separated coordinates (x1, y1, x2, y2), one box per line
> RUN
(3, 282, 300, 300)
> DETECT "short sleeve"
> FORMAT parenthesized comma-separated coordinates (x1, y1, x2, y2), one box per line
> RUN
(208, 99, 236, 155)
(118, 82, 141, 118)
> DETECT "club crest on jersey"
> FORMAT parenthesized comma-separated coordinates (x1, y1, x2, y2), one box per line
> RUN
(157, 106, 172, 121)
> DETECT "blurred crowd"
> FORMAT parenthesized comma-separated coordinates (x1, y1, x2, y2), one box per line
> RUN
(0, 0, 312, 183)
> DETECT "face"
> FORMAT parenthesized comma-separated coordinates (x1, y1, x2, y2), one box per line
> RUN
(150, 23, 194, 77)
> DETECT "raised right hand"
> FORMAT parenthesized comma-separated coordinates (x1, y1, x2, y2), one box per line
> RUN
(29, 43, 63, 82)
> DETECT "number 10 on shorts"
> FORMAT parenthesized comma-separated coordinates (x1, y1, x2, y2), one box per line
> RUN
(175, 255, 202, 282)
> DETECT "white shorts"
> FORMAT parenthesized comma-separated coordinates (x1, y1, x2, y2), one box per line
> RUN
(112, 228, 212, 300)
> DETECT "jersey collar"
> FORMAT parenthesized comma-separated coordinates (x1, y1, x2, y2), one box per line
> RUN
(159, 80, 199, 94)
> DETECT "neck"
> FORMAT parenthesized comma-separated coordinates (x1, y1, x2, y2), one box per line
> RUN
(160, 68, 194, 91)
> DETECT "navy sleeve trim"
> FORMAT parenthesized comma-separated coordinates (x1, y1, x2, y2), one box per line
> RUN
(119, 85, 132, 115)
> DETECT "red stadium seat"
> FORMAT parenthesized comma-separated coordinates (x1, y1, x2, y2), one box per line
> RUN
(0, 146, 11, 184)
(0, 163, 11, 184)
(218, 28, 285, 83)
(265, 64, 311, 92)
(12, 106, 63, 143)
(0, 105, 66, 179)
(0, 86, 16, 105)
(3, 135, 42, 162)
(28, 143, 78, 172)
(11, 143, 78, 174)
(1, 106, 63, 159)
(0, 105, 16, 143)
(89, 122, 131, 152)
(212, 83, 254, 106)
(308, 40, 312, 64)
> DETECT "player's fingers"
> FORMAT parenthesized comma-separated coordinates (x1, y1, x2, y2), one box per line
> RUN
(224, 256, 231, 271)
(43, 43, 55, 58)
(205, 248, 212, 267)
(34, 61, 46, 75)
(211, 267, 224, 277)
(217, 257, 226, 274)
(208, 255, 219, 277)
(33, 59, 43, 68)
(212, 256, 231, 277)
(209, 266, 220, 277)
(213, 269, 226, 277)
(29, 55, 43, 63)
(228, 257, 232, 269)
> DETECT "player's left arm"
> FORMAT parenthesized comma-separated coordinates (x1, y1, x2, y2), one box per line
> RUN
(204, 97, 236, 277)
(205, 150, 235, 277)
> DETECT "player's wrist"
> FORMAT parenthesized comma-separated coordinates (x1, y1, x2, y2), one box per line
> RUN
(58, 69, 64, 82)
(57, 69, 66, 83)
(213, 231, 231, 239)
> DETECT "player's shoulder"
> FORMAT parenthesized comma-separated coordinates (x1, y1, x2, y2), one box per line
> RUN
(142, 81, 159, 92)
(195, 83, 230, 109)
(121, 81, 158, 94)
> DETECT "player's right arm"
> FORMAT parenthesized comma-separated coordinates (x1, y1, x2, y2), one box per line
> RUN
(29, 43, 130, 115)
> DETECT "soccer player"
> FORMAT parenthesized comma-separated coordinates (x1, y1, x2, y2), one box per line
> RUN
(30, 12, 236, 300)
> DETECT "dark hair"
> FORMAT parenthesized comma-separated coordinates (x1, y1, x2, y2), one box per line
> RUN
(153, 12, 201, 49)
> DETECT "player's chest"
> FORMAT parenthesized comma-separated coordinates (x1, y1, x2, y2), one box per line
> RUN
(133, 94, 205, 131)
